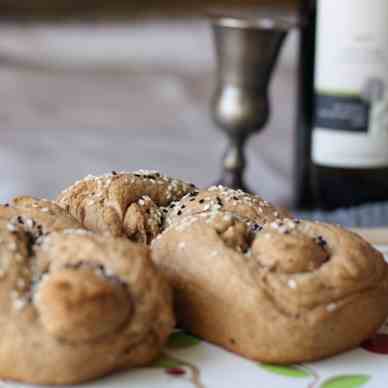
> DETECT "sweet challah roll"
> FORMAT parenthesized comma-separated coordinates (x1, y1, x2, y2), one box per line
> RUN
(56, 170, 196, 243)
(152, 209, 388, 363)
(0, 200, 174, 384)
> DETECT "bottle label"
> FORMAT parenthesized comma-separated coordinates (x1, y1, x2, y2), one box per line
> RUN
(312, 0, 388, 168)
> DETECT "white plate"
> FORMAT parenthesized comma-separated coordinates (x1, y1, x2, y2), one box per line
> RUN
(2, 246, 388, 388)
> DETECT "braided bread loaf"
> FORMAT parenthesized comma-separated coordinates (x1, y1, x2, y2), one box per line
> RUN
(152, 186, 388, 363)
(0, 197, 174, 384)
(56, 170, 196, 243)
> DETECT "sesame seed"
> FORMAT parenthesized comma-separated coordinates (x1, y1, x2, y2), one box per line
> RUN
(326, 303, 337, 312)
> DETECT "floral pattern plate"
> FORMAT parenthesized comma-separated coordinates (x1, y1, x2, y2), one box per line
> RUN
(2, 246, 388, 388)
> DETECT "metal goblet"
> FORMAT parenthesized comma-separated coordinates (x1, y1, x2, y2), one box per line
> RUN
(210, 10, 297, 191)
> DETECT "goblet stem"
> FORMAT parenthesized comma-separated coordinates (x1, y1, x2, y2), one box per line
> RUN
(218, 136, 249, 191)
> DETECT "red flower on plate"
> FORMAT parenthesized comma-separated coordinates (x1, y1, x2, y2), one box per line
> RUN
(362, 334, 388, 354)
(166, 367, 186, 376)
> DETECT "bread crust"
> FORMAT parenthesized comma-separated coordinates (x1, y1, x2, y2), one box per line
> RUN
(56, 171, 196, 242)
(152, 187, 388, 363)
(0, 197, 174, 384)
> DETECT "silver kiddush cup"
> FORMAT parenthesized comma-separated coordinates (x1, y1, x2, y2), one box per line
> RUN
(210, 10, 298, 191)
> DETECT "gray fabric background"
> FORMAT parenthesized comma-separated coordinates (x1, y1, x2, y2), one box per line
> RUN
(0, 21, 296, 204)
(1, 21, 386, 227)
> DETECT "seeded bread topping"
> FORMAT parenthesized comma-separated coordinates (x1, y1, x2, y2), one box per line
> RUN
(56, 171, 196, 241)
(165, 185, 290, 229)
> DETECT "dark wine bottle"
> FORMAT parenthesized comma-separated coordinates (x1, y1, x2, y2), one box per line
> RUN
(296, 0, 388, 210)
(294, 0, 316, 209)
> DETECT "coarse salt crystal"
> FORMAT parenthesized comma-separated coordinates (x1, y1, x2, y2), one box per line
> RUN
(287, 221, 296, 229)
(223, 213, 232, 221)
(326, 303, 337, 312)
(13, 298, 27, 311)
(7, 223, 17, 232)
(8, 242, 17, 251)
(288, 279, 297, 289)
(41, 208, 49, 213)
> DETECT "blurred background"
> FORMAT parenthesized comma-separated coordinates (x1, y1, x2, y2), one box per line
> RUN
(4, 0, 388, 230)
(0, 0, 297, 205)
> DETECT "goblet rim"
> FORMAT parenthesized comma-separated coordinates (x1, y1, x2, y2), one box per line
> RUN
(208, 8, 299, 31)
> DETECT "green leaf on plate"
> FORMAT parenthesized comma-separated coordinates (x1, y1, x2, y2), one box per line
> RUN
(320, 375, 370, 388)
(152, 355, 181, 369)
(167, 331, 201, 349)
(260, 364, 311, 378)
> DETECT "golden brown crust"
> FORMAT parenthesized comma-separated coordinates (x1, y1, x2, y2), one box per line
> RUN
(0, 199, 175, 384)
(56, 171, 196, 241)
(152, 210, 388, 363)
